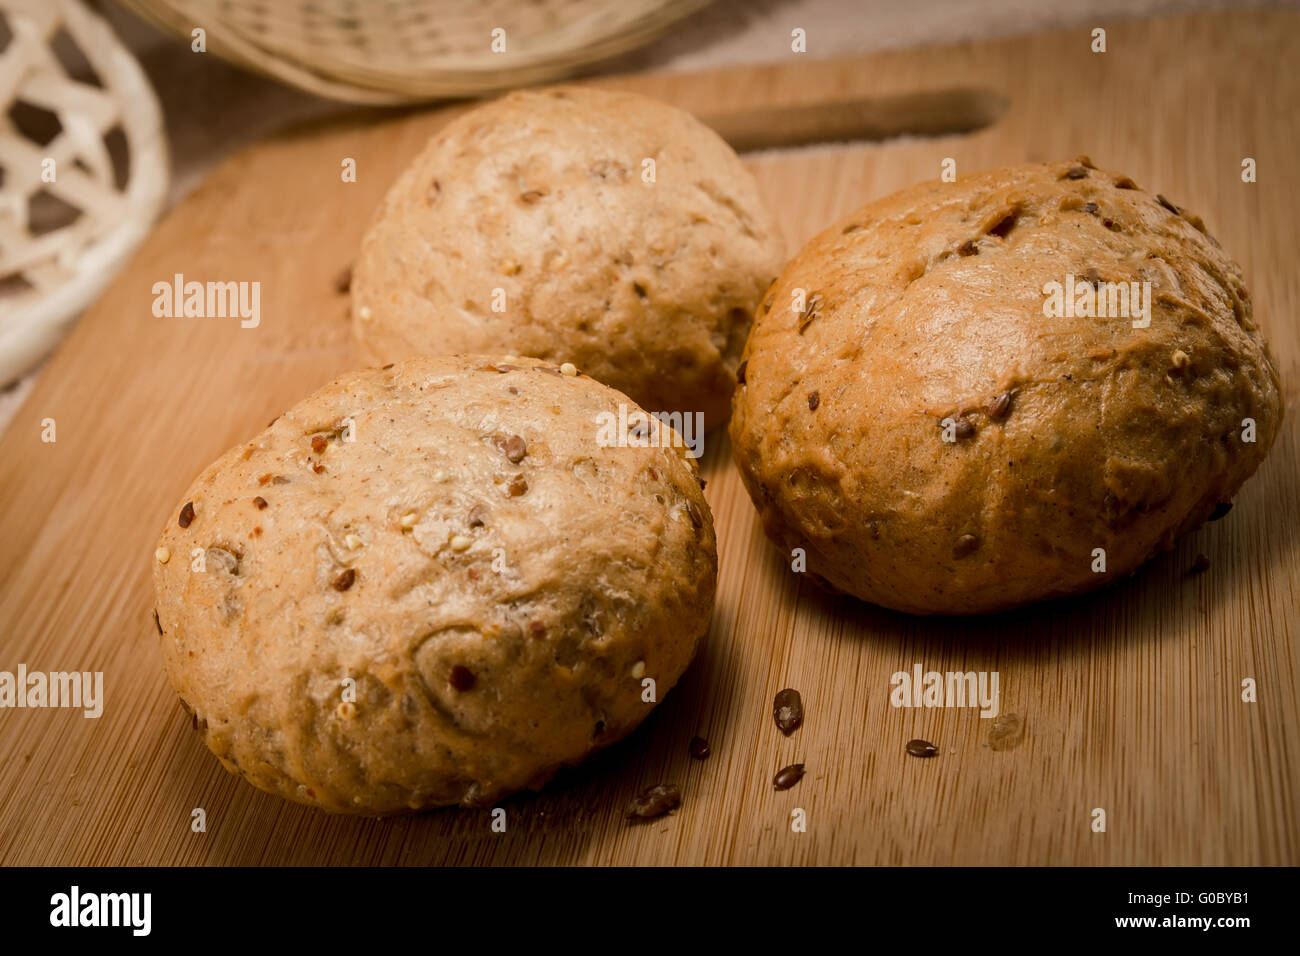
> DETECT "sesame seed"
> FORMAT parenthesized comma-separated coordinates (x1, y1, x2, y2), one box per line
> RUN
(155, 547, 171, 564)
(1171, 349, 1190, 369)
(399, 512, 418, 529)
(560, 362, 578, 376)
(344, 533, 362, 551)
(631, 660, 646, 679)
(357, 306, 372, 320)
(450, 534, 473, 552)
(432, 470, 448, 482)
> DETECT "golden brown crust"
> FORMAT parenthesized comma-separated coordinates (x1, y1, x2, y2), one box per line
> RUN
(730, 160, 1283, 614)
(155, 355, 716, 812)
(352, 86, 785, 427)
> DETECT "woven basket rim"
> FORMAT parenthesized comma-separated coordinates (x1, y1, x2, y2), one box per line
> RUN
(0, 0, 170, 384)
(117, 0, 709, 104)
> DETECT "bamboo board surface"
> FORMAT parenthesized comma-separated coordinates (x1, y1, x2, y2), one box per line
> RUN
(0, 9, 1296, 866)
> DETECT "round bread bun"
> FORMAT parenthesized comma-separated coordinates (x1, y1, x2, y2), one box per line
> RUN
(153, 355, 716, 813)
(730, 159, 1283, 615)
(351, 85, 784, 428)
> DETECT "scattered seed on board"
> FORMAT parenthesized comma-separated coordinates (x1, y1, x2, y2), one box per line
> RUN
(178, 502, 195, 528)
(627, 783, 681, 820)
(448, 665, 476, 691)
(774, 688, 803, 735)
(773, 763, 805, 790)
(689, 736, 711, 760)
(1189, 553, 1211, 575)
(906, 739, 939, 758)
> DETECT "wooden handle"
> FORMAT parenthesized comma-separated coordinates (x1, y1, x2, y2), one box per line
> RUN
(701, 87, 1008, 152)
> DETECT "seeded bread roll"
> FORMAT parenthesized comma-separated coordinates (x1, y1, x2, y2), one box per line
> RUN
(154, 355, 716, 813)
(352, 86, 784, 428)
(730, 159, 1283, 615)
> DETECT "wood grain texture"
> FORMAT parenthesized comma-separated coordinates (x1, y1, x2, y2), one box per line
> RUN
(0, 9, 1296, 866)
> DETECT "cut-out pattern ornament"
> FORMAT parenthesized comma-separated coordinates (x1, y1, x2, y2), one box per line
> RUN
(0, 0, 168, 383)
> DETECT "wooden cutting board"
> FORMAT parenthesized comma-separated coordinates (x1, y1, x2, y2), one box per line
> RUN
(1, 9, 1296, 866)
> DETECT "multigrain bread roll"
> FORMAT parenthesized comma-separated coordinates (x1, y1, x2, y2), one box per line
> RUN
(153, 356, 717, 812)
(352, 86, 785, 428)
(730, 159, 1283, 615)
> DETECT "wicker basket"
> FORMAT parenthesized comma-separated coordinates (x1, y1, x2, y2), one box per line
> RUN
(0, 0, 169, 385)
(117, 0, 710, 104)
